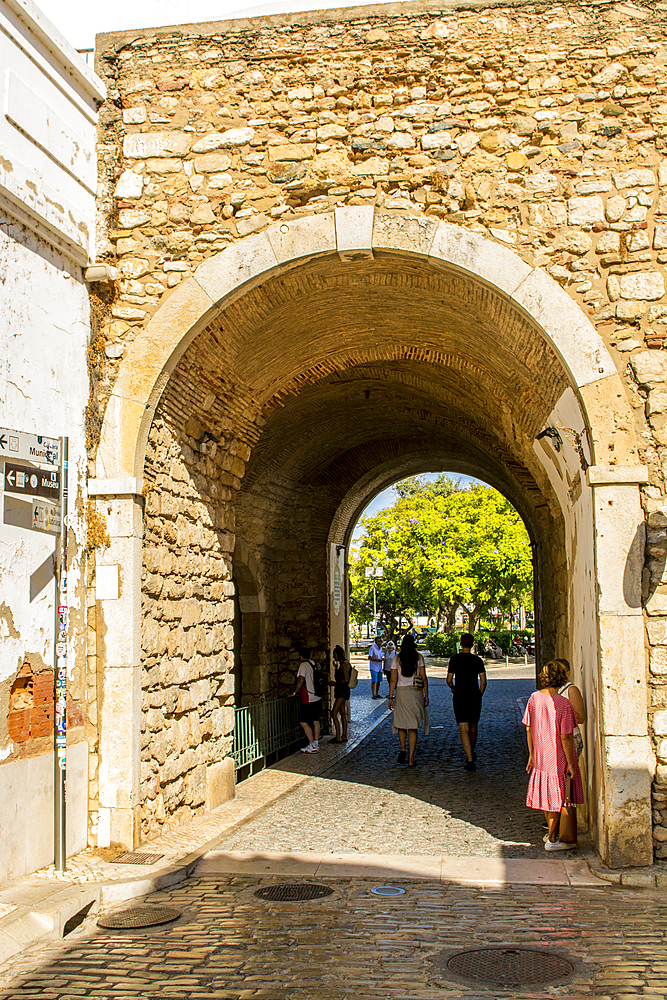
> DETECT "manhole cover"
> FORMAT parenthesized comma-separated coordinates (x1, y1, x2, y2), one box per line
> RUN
(97, 906, 181, 929)
(370, 886, 405, 896)
(446, 947, 574, 987)
(254, 883, 334, 902)
(111, 852, 164, 865)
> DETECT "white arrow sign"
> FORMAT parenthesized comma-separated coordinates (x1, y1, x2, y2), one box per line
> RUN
(0, 426, 60, 467)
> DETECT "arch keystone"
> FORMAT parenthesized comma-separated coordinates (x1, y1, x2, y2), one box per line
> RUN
(335, 205, 374, 261)
(266, 213, 336, 268)
(372, 212, 438, 258)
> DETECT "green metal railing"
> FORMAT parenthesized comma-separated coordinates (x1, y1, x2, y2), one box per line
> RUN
(232, 697, 302, 770)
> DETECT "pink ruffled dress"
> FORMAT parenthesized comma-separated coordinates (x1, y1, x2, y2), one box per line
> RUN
(522, 691, 584, 812)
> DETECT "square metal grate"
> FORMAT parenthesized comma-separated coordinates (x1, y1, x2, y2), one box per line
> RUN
(111, 851, 165, 865)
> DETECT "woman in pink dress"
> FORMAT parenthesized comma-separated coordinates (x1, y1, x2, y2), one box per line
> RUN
(523, 659, 584, 851)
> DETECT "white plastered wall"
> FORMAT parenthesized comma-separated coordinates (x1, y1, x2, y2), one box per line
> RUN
(0, 0, 105, 881)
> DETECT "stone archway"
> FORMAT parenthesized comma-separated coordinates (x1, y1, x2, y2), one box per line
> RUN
(91, 210, 653, 866)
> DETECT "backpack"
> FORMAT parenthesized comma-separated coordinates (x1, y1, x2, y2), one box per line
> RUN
(310, 660, 327, 698)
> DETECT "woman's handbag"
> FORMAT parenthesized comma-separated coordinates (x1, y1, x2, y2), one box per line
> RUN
(558, 775, 577, 844)
(348, 665, 359, 689)
(413, 672, 424, 690)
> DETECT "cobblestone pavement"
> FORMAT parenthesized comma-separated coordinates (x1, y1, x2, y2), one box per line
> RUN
(217, 664, 545, 858)
(0, 872, 665, 999)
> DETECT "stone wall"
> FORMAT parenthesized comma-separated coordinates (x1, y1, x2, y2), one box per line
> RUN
(141, 406, 236, 837)
(94, 0, 667, 855)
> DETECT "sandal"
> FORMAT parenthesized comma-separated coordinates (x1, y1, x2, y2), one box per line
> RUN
(408, 760, 417, 767)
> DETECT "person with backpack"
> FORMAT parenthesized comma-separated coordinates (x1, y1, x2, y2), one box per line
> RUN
(293, 647, 323, 753)
(329, 644, 351, 743)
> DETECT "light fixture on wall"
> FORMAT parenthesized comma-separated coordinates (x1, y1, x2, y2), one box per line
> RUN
(535, 426, 563, 452)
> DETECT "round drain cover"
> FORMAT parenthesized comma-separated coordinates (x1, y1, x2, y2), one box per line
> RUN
(447, 947, 573, 987)
(370, 886, 405, 896)
(254, 883, 333, 902)
(97, 905, 181, 929)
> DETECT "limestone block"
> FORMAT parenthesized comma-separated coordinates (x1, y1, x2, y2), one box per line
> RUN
(630, 351, 667, 387)
(236, 214, 269, 237)
(207, 173, 233, 190)
(428, 221, 531, 296)
(619, 272, 665, 301)
(593, 485, 643, 615)
(397, 101, 439, 120)
(114, 170, 144, 199)
(372, 212, 438, 259)
(145, 158, 183, 174)
(606, 195, 625, 222)
(592, 63, 627, 87)
(350, 156, 389, 175)
(654, 225, 667, 250)
(335, 204, 374, 261)
(194, 230, 280, 307)
(567, 195, 604, 227)
(98, 664, 141, 812)
(650, 647, 667, 674)
(206, 759, 235, 809)
(263, 216, 334, 272)
(613, 167, 655, 189)
(123, 133, 191, 158)
(421, 131, 451, 150)
(191, 204, 216, 225)
(123, 107, 147, 125)
(598, 614, 648, 736)
(654, 710, 667, 736)
(529, 202, 567, 227)
(602, 735, 655, 868)
(596, 231, 621, 254)
(317, 124, 348, 141)
(387, 132, 416, 150)
(269, 144, 314, 162)
(118, 209, 150, 228)
(192, 129, 254, 153)
(510, 269, 617, 387)
(193, 153, 232, 173)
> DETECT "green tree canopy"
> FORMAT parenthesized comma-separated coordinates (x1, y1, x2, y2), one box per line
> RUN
(350, 480, 533, 635)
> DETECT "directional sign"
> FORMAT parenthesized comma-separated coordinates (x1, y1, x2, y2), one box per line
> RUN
(32, 500, 61, 534)
(5, 462, 60, 500)
(0, 427, 60, 467)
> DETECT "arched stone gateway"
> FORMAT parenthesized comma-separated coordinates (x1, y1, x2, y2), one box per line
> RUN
(92, 211, 653, 867)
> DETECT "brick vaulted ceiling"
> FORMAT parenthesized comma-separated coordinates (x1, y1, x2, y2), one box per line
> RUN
(159, 251, 571, 534)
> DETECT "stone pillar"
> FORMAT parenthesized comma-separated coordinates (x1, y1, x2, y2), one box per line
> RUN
(88, 478, 144, 849)
(588, 465, 655, 867)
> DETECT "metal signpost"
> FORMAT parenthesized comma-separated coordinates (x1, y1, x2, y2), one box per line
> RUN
(364, 565, 383, 634)
(1, 428, 67, 871)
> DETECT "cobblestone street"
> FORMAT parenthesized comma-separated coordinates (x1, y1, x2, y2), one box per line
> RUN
(0, 870, 665, 1000)
(219, 663, 544, 858)
(1, 661, 666, 999)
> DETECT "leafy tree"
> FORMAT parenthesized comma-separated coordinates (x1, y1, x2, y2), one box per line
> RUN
(349, 481, 533, 636)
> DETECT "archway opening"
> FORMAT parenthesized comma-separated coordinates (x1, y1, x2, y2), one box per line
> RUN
(139, 247, 588, 845)
(98, 214, 650, 866)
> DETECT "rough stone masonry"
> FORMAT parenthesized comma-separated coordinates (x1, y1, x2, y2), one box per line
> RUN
(91, 0, 667, 852)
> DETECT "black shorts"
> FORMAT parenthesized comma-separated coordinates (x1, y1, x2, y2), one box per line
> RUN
(453, 693, 482, 725)
(299, 699, 323, 724)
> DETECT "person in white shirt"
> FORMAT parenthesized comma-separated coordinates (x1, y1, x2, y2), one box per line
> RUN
(293, 647, 322, 753)
(368, 637, 384, 699)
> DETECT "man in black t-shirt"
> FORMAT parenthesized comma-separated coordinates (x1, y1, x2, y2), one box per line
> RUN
(447, 633, 487, 771)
